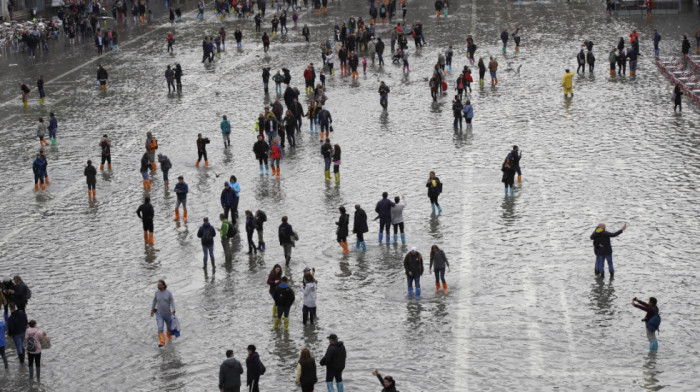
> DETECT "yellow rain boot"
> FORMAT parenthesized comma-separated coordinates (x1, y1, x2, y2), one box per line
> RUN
(173, 209, 180, 221)
(183, 209, 188, 222)
(44, 176, 50, 186)
(39, 98, 44, 105)
(99, 164, 104, 171)
(276, 167, 280, 178)
(283, 317, 289, 331)
(34, 184, 39, 192)
(272, 304, 278, 317)
(23, 102, 29, 109)
(435, 282, 441, 293)
(166, 330, 172, 341)
(144, 231, 149, 242)
(158, 333, 165, 347)
(324, 170, 330, 180)
(442, 282, 449, 295)
(272, 317, 280, 329)
(334, 172, 340, 184)
(149, 232, 154, 244)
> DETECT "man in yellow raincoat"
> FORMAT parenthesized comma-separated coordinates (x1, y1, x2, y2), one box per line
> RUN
(562, 69, 574, 98)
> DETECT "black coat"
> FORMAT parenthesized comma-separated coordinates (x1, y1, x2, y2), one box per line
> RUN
(273, 284, 295, 307)
(299, 359, 318, 386)
(253, 140, 269, 159)
(279, 222, 294, 244)
(353, 208, 368, 234)
(246, 352, 264, 385)
(403, 252, 424, 276)
(336, 213, 349, 238)
(320, 341, 346, 371)
(501, 163, 515, 185)
(590, 229, 622, 256)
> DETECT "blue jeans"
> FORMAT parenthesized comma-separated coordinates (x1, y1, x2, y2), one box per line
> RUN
(324, 157, 331, 171)
(407, 273, 421, 289)
(13, 333, 25, 355)
(202, 244, 214, 262)
(156, 313, 171, 333)
(595, 254, 614, 274)
(434, 268, 446, 283)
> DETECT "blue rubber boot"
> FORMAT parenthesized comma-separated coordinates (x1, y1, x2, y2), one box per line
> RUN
(510, 187, 514, 196)
(259, 165, 264, 176)
(431, 203, 436, 214)
(355, 240, 360, 249)
(650, 340, 658, 351)
(326, 381, 335, 392)
(360, 241, 367, 252)
(337, 382, 344, 392)
(385, 233, 390, 244)
(415, 287, 421, 299)
(378, 232, 383, 244)
(504, 187, 508, 196)
(437, 205, 442, 214)
(404, 287, 413, 298)
(265, 164, 270, 175)
(400, 233, 406, 244)
(393, 234, 398, 244)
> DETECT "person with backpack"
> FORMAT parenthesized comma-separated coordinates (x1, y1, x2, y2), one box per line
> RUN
(7, 303, 27, 364)
(246, 344, 265, 392)
(137, 197, 155, 243)
(99, 134, 112, 171)
(198, 217, 217, 270)
(25, 319, 46, 381)
(590, 223, 626, 278)
(452, 96, 463, 129)
(426, 171, 442, 215)
(219, 349, 244, 392)
(320, 334, 346, 392)
(174, 176, 189, 222)
(273, 276, 295, 330)
(278, 216, 295, 268)
(151, 280, 176, 348)
(633, 297, 660, 351)
(508, 145, 522, 182)
(462, 100, 474, 129)
(253, 134, 270, 176)
(158, 153, 172, 189)
(32, 153, 47, 192)
(84, 160, 97, 199)
(219, 213, 236, 242)
(296, 348, 318, 391)
(501, 157, 516, 197)
(255, 210, 267, 251)
(221, 182, 237, 221)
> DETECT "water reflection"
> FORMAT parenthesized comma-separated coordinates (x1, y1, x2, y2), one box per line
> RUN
(588, 277, 616, 318)
(641, 352, 665, 391)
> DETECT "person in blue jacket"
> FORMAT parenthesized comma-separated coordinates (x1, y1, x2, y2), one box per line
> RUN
(375, 192, 395, 244)
(32, 153, 47, 192)
(228, 176, 241, 219)
(0, 317, 8, 369)
(221, 182, 236, 222)
(48, 112, 58, 144)
(590, 223, 626, 277)
(221, 115, 231, 147)
(462, 100, 473, 129)
(197, 217, 217, 270)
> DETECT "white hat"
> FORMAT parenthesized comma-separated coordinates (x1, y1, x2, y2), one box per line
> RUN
(410, 247, 417, 251)
(3, 275, 10, 282)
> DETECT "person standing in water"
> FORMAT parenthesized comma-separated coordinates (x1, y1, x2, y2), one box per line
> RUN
(279, 216, 295, 268)
(375, 192, 395, 244)
(590, 223, 626, 278)
(501, 157, 515, 197)
(196, 133, 211, 167)
(272, 276, 295, 331)
(174, 176, 189, 222)
(48, 112, 58, 145)
(391, 195, 407, 245)
(488, 56, 498, 87)
(353, 204, 368, 251)
(429, 245, 450, 294)
(84, 160, 97, 199)
(508, 145, 522, 182)
(221, 115, 231, 148)
(137, 196, 155, 243)
(403, 247, 424, 299)
(335, 206, 350, 254)
(245, 210, 257, 255)
(197, 217, 217, 270)
(562, 69, 574, 98)
(426, 171, 442, 214)
(632, 297, 660, 351)
(150, 279, 176, 347)
(477, 58, 486, 86)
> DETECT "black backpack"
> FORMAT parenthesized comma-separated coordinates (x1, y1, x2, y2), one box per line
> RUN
(26, 336, 37, 353)
(202, 227, 214, 243)
(256, 210, 267, 223)
(226, 222, 237, 238)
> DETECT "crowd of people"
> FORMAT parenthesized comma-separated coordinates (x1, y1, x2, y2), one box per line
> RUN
(6, 0, 686, 389)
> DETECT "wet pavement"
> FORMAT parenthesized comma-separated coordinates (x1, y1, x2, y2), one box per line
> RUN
(0, 0, 699, 390)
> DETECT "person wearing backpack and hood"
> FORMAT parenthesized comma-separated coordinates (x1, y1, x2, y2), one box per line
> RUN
(633, 297, 660, 351)
(273, 277, 295, 330)
(246, 345, 265, 392)
(590, 223, 626, 278)
(25, 319, 46, 381)
(219, 213, 236, 243)
(426, 171, 442, 214)
(158, 153, 172, 189)
(197, 217, 217, 270)
(219, 349, 244, 392)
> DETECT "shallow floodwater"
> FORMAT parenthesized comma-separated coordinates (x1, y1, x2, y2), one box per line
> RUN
(0, 0, 699, 390)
